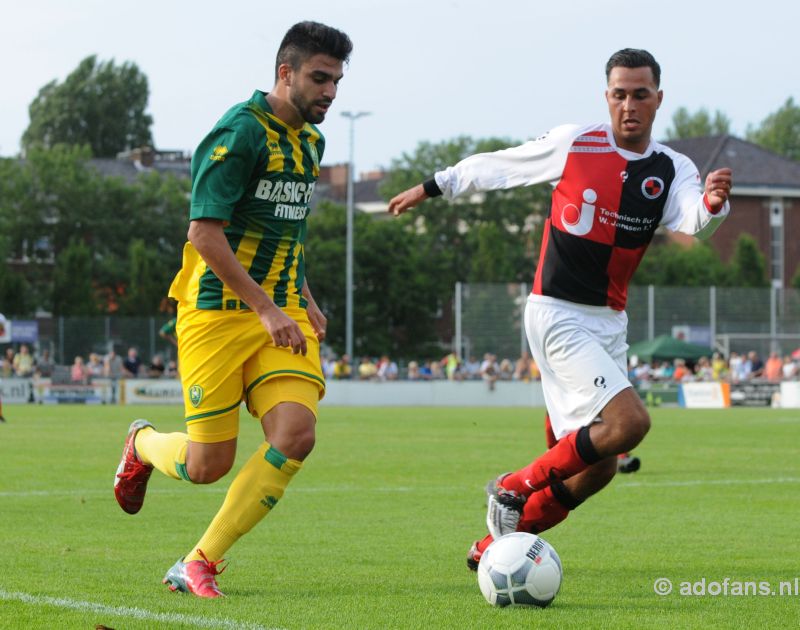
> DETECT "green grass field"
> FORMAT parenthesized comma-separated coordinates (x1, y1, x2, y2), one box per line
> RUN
(1, 403, 799, 629)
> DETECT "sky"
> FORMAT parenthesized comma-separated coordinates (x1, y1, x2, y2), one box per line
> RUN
(1, 0, 797, 176)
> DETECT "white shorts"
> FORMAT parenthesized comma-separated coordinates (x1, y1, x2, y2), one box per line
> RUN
(525, 294, 632, 440)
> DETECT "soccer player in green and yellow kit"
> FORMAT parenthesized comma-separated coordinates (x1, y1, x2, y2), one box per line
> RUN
(158, 316, 177, 347)
(114, 21, 353, 598)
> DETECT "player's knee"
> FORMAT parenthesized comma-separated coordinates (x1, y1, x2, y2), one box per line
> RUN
(186, 459, 233, 484)
(630, 408, 651, 441)
(619, 409, 650, 451)
(263, 401, 318, 461)
(594, 408, 650, 455)
(282, 428, 316, 461)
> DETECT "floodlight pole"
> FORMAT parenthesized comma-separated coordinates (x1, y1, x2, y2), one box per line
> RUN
(341, 111, 370, 360)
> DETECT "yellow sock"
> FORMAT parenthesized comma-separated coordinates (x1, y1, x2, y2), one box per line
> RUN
(134, 428, 189, 481)
(185, 442, 302, 562)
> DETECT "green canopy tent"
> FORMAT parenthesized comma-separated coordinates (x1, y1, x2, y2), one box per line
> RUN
(627, 335, 712, 362)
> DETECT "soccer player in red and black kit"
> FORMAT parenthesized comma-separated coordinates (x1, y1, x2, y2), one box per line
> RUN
(388, 49, 732, 569)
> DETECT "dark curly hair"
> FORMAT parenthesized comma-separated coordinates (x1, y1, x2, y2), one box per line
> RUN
(275, 21, 353, 80)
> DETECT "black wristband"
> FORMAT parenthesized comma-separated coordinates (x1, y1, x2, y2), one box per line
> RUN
(422, 177, 443, 198)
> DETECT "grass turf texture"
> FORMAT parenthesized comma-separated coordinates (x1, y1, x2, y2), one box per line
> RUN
(0, 404, 798, 629)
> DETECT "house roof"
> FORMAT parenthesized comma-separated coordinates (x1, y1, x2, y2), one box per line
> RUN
(89, 157, 191, 183)
(312, 176, 390, 214)
(664, 135, 800, 193)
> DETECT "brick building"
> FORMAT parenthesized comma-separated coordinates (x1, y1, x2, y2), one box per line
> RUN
(664, 136, 800, 287)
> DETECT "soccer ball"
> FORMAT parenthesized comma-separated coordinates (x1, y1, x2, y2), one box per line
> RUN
(477, 532, 562, 607)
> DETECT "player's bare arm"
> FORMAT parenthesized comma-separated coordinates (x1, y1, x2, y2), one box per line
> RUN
(302, 280, 327, 341)
(388, 183, 428, 216)
(188, 218, 308, 355)
(160, 331, 178, 347)
(705, 167, 733, 211)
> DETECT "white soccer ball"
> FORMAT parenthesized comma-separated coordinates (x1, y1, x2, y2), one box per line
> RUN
(477, 532, 562, 607)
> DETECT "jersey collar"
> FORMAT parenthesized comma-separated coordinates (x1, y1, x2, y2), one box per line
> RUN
(251, 90, 273, 115)
(604, 123, 656, 160)
(250, 90, 312, 136)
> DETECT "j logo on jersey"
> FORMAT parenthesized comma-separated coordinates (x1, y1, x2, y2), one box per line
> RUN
(561, 189, 597, 236)
(188, 384, 204, 408)
(641, 176, 665, 200)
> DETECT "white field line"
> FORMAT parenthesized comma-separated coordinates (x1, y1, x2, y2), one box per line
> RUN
(0, 485, 419, 498)
(2, 478, 800, 498)
(615, 476, 800, 488)
(0, 589, 280, 630)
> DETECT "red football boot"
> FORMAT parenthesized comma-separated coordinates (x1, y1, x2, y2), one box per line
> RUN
(114, 419, 154, 514)
(163, 550, 227, 598)
(467, 534, 494, 572)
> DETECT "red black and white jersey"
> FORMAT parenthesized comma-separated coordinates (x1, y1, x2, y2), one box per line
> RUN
(432, 123, 729, 311)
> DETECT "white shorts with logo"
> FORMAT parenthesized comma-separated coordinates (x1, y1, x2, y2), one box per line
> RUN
(525, 294, 632, 440)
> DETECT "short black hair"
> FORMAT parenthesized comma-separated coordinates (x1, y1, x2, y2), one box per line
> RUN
(605, 48, 661, 87)
(275, 21, 353, 80)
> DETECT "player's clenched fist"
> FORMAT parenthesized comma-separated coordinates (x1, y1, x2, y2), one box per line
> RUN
(704, 168, 733, 212)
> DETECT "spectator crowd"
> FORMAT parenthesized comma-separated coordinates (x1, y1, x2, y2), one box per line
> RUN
(325, 348, 800, 387)
(628, 350, 799, 386)
(3, 344, 799, 387)
(1, 344, 178, 384)
(322, 351, 542, 385)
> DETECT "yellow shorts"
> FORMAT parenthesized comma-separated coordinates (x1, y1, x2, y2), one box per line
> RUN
(176, 306, 325, 443)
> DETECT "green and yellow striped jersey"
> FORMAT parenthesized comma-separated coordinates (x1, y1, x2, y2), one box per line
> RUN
(169, 90, 324, 311)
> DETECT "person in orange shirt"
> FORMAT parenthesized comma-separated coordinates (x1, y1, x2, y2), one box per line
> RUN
(672, 358, 689, 382)
(764, 351, 783, 382)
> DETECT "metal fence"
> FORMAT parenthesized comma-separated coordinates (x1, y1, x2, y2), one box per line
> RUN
(32, 316, 177, 366)
(5, 285, 800, 366)
(455, 283, 800, 361)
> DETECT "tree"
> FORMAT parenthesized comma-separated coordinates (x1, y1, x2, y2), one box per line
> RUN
(0, 162, 31, 315)
(0, 145, 99, 310)
(304, 201, 347, 352)
(381, 136, 550, 290)
(22, 55, 153, 157)
(728, 234, 769, 287)
(468, 223, 520, 282)
(747, 97, 800, 161)
(354, 215, 441, 357)
(0, 237, 31, 317)
(633, 241, 729, 286)
(122, 239, 168, 315)
(791, 264, 800, 290)
(306, 201, 440, 358)
(52, 239, 96, 316)
(105, 171, 189, 313)
(664, 107, 731, 140)
(0, 145, 188, 315)
(635, 236, 770, 288)
(374, 136, 553, 357)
